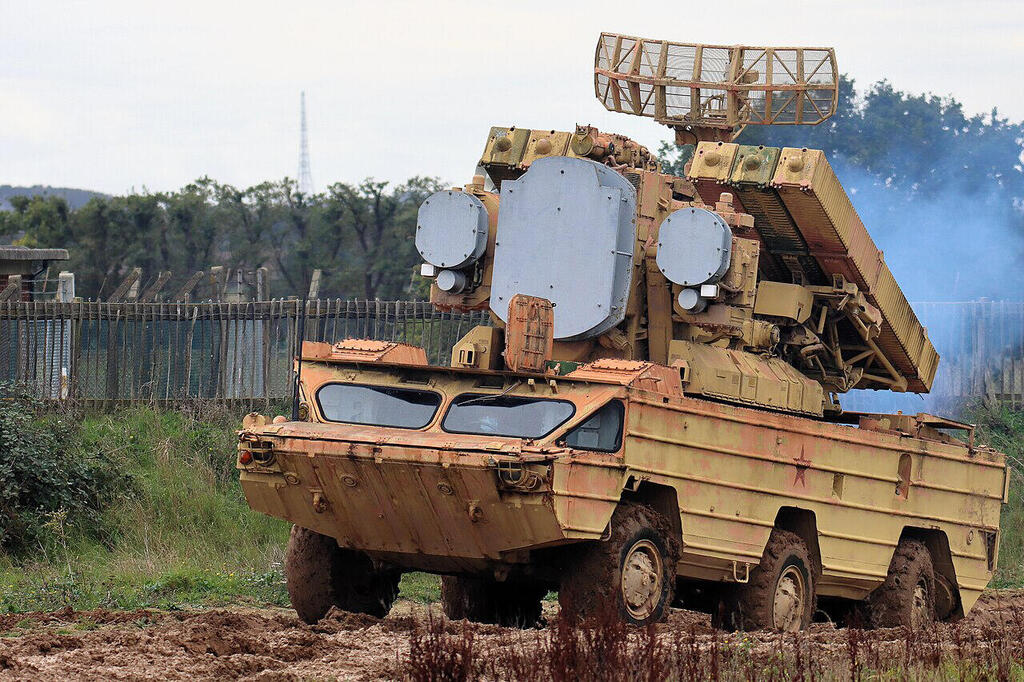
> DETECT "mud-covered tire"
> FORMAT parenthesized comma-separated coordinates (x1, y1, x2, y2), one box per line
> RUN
(559, 502, 680, 626)
(285, 525, 400, 623)
(441, 576, 546, 627)
(867, 539, 935, 629)
(717, 529, 815, 632)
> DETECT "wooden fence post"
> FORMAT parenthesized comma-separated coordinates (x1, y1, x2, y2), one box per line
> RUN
(108, 268, 142, 303)
(104, 303, 121, 408)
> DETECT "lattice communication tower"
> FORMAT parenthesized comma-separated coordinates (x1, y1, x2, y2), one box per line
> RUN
(298, 91, 314, 194)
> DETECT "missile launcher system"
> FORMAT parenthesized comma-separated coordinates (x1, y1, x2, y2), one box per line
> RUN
(417, 33, 936, 415)
(238, 32, 1006, 632)
(690, 142, 938, 394)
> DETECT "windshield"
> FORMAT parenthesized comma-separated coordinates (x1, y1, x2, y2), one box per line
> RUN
(316, 383, 441, 429)
(442, 394, 575, 439)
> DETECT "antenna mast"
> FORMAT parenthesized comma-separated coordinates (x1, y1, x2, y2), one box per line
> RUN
(298, 91, 314, 194)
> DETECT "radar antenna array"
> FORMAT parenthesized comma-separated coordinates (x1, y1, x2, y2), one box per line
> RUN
(594, 33, 838, 143)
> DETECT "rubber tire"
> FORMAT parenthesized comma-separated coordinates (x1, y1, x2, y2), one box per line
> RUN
(285, 525, 400, 624)
(716, 529, 816, 632)
(559, 502, 680, 626)
(441, 576, 546, 627)
(867, 539, 935, 629)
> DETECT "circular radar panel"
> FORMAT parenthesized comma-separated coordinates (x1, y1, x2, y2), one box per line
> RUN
(415, 190, 488, 270)
(656, 207, 732, 286)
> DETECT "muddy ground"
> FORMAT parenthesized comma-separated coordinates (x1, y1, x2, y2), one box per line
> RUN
(1, 591, 1023, 681)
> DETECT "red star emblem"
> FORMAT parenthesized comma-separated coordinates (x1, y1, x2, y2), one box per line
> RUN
(792, 447, 811, 487)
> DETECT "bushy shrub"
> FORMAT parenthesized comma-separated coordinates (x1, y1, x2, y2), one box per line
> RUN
(0, 389, 129, 553)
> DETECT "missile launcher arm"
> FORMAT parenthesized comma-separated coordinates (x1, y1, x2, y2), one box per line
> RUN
(689, 141, 938, 393)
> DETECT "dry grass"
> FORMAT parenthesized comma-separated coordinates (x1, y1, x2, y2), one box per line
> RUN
(406, 600, 1024, 682)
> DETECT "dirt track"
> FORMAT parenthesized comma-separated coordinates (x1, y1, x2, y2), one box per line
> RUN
(2, 591, 1024, 681)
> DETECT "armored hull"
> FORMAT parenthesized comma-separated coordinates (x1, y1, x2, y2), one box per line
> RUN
(240, 346, 1005, 624)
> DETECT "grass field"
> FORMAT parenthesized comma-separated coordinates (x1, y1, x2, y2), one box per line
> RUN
(970, 405, 1024, 587)
(0, 401, 1020, 613)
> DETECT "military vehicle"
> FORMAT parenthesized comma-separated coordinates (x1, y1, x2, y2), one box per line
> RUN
(237, 33, 1008, 631)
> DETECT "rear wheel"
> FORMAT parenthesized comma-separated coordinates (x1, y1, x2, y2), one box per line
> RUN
(559, 502, 680, 626)
(716, 529, 815, 632)
(441, 576, 546, 627)
(285, 525, 400, 623)
(868, 539, 935, 629)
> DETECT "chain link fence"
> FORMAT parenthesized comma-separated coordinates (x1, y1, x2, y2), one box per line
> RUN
(4, 298, 1024, 409)
(832, 301, 1024, 413)
(0, 299, 489, 407)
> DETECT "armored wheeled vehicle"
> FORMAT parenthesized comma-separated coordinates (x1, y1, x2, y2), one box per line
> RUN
(237, 34, 1008, 631)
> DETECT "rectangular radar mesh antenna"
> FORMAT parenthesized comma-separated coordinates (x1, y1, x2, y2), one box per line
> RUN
(595, 33, 838, 143)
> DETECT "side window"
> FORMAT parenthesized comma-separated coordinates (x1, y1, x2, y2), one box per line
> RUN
(564, 401, 625, 453)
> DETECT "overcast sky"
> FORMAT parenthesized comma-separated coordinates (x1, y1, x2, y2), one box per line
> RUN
(3, 0, 1022, 195)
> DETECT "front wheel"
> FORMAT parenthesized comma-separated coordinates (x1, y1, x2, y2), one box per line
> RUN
(285, 525, 400, 624)
(559, 502, 680, 626)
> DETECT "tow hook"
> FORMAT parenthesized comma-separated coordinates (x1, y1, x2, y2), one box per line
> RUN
(238, 433, 276, 467)
(490, 457, 545, 492)
(312, 491, 329, 513)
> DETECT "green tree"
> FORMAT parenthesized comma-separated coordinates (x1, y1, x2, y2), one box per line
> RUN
(0, 195, 72, 248)
(322, 176, 443, 299)
(0, 174, 444, 300)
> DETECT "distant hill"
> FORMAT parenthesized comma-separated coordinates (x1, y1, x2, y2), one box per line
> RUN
(0, 185, 106, 211)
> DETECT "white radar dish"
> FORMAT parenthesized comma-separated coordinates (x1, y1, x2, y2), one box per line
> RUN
(656, 207, 732, 286)
(415, 190, 488, 270)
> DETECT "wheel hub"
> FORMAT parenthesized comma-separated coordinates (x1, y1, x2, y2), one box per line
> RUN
(621, 539, 664, 620)
(912, 580, 930, 628)
(772, 565, 806, 632)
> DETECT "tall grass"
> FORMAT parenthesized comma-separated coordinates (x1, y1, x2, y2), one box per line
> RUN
(0, 404, 291, 612)
(967, 404, 1024, 586)
(2, 400, 1023, 613)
